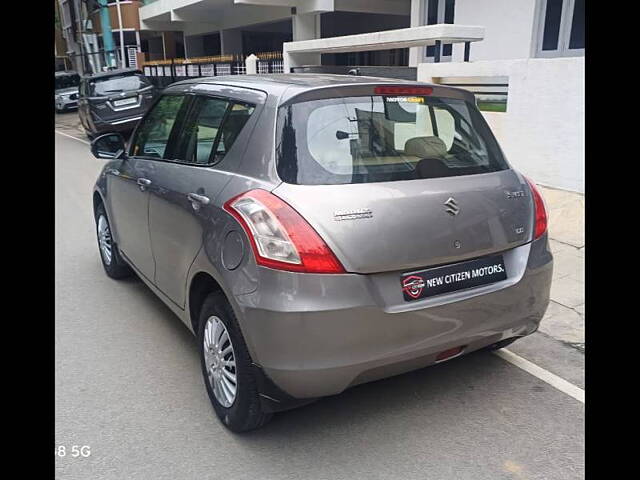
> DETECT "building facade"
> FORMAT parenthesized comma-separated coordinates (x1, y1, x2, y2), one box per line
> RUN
(56, 0, 584, 192)
(58, 0, 148, 73)
(137, 0, 583, 65)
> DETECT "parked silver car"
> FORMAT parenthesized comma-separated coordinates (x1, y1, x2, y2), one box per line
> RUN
(55, 71, 80, 112)
(91, 74, 553, 432)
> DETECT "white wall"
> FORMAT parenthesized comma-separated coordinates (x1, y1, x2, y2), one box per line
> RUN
(452, 0, 538, 62)
(418, 57, 585, 193)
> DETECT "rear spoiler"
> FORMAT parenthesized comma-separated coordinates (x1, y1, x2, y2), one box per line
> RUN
(279, 83, 475, 107)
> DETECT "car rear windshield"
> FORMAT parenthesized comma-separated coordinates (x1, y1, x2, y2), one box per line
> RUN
(276, 94, 509, 185)
(90, 74, 150, 96)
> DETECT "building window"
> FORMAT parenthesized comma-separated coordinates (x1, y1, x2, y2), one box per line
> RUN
(424, 0, 455, 61)
(536, 0, 584, 57)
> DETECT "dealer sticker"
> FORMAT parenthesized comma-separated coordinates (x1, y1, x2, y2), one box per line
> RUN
(401, 255, 507, 302)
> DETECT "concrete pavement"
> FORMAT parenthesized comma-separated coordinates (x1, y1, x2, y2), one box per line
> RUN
(538, 186, 585, 351)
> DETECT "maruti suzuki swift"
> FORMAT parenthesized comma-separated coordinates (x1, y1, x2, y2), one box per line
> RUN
(90, 74, 553, 432)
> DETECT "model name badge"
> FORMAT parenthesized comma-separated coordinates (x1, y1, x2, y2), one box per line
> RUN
(505, 190, 526, 199)
(333, 208, 373, 221)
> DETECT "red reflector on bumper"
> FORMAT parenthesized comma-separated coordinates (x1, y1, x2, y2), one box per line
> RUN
(435, 346, 465, 362)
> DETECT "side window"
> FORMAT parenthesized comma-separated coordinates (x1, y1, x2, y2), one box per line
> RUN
(174, 96, 230, 165)
(216, 103, 255, 161)
(174, 97, 255, 165)
(130, 95, 187, 159)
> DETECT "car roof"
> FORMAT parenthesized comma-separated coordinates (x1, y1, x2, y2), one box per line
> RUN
(83, 68, 142, 80)
(172, 73, 419, 92)
(167, 73, 473, 103)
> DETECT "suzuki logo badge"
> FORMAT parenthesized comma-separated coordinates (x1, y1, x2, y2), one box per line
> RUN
(444, 197, 460, 216)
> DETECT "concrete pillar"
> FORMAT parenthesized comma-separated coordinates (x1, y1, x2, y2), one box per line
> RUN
(285, 13, 321, 72)
(220, 29, 243, 56)
(408, 0, 424, 67)
(136, 51, 146, 70)
(162, 31, 177, 59)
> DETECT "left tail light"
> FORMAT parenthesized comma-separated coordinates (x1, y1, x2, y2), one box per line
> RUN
(525, 177, 548, 240)
(223, 189, 346, 274)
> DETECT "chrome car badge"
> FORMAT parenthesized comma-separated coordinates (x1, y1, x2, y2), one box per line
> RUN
(444, 197, 460, 216)
(505, 190, 525, 199)
(333, 208, 373, 221)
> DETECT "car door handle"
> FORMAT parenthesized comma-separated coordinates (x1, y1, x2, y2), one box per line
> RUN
(187, 193, 210, 211)
(106, 168, 120, 176)
(137, 177, 151, 191)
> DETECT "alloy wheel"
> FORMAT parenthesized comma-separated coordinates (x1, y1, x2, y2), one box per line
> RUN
(97, 215, 112, 265)
(203, 315, 237, 408)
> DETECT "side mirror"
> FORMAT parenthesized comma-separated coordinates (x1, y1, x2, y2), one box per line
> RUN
(91, 133, 126, 160)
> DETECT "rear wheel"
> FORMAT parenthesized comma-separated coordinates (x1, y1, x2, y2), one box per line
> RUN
(198, 291, 271, 432)
(95, 203, 132, 279)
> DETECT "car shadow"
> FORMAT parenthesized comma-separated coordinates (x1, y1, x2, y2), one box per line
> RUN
(238, 349, 520, 441)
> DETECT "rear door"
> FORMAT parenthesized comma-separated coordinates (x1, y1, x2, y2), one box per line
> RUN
(272, 86, 533, 274)
(147, 93, 258, 307)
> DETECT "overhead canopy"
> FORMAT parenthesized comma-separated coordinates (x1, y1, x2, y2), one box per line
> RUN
(284, 24, 484, 54)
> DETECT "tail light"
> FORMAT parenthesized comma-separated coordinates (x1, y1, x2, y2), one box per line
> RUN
(525, 177, 548, 239)
(223, 189, 346, 274)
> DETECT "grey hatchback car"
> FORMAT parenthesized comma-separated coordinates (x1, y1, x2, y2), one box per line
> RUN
(90, 74, 552, 432)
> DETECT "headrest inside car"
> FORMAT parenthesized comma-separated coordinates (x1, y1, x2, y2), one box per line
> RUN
(404, 136, 448, 159)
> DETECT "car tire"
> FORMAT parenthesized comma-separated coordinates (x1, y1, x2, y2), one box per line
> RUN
(94, 203, 133, 279)
(198, 291, 272, 432)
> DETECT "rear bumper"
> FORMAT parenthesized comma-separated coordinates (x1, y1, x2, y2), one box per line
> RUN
(234, 235, 553, 401)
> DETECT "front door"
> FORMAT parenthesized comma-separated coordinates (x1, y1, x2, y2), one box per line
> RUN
(120, 93, 191, 281)
(106, 158, 156, 280)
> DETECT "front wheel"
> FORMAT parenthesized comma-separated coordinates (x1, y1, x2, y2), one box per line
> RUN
(198, 292, 272, 432)
(95, 203, 132, 279)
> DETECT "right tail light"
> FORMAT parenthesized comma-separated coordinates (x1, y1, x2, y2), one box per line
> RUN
(525, 177, 548, 240)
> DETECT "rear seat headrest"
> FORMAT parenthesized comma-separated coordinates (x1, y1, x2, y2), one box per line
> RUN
(404, 136, 447, 158)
